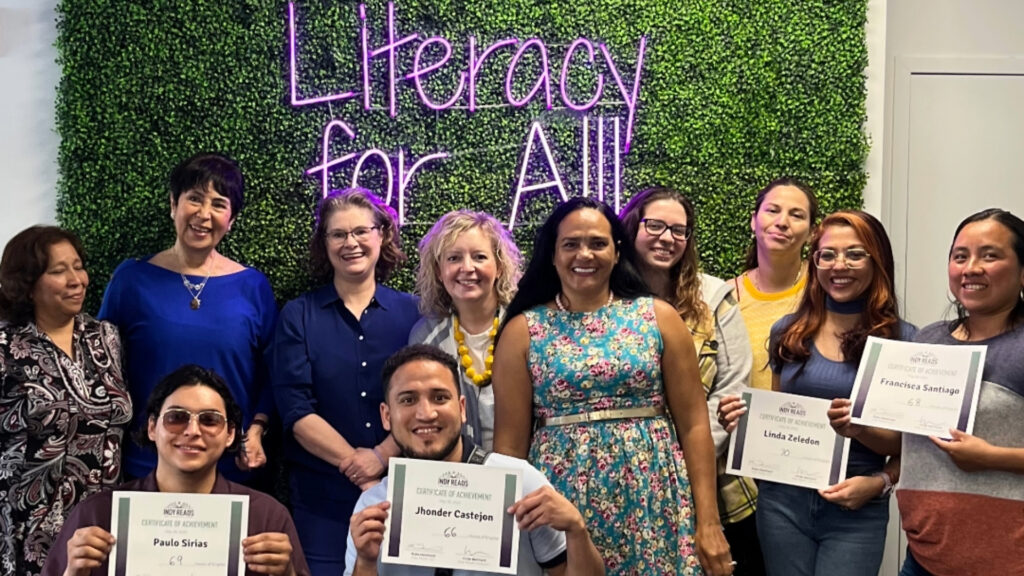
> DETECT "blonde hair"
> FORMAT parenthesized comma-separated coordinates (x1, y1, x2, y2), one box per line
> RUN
(416, 210, 523, 317)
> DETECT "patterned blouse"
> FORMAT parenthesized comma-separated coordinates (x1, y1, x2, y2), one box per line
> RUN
(0, 315, 132, 576)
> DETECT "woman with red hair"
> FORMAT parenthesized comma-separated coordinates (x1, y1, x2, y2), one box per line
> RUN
(719, 210, 913, 576)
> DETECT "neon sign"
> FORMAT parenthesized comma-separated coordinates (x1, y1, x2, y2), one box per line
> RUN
(288, 2, 646, 228)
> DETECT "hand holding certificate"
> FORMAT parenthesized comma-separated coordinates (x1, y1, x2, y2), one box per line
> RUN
(848, 336, 985, 438)
(726, 389, 849, 490)
(382, 458, 522, 574)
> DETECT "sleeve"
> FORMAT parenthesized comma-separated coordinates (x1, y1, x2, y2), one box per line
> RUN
(252, 275, 280, 420)
(344, 486, 383, 576)
(0, 339, 28, 574)
(255, 495, 311, 576)
(97, 259, 130, 325)
(520, 464, 567, 565)
(706, 292, 753, 456)
(266, 299, 317, 431)
(40, 493, 111, 576)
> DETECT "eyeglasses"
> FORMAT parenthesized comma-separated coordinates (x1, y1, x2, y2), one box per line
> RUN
(641, 218, 692, 241)
(326, 226, 379, 244)
(813, 248, 871, 269)
(160, 408, 228, 434)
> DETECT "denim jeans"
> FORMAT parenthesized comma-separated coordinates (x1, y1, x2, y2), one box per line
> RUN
(756, 481, 889, 576)
(898, 548, 935, 576)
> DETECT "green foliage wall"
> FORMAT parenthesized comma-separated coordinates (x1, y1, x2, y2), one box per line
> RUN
(56, 0, 868, 310)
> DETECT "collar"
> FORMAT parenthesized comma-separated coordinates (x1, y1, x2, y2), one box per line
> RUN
(313, 282, 398, 311)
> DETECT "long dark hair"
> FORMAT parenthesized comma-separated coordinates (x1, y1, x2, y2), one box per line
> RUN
(772, 210, 901, 366)
(744, 177, 820, 270)
(948, 208, 1024, 338)
(503, 197, 649, 326)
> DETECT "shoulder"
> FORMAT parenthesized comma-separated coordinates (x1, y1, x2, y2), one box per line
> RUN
(698, 273, 730, 307)
(109, 256, 152, 279)
(409, 315, 450, 344)
(913, 321, 953, 344)
(770, 313, 798, 337)
(353, 479, 389, 513)
(898, 320, 919, 341)
(484, 453, 551, 490)
(377, 285, 420, 314)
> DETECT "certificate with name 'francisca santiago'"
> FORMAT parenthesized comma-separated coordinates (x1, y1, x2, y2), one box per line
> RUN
(108, 491, 249, 576)
(383, 458, 522, 574)
(727, 389, 849, 490)
(849, 336, 986, 438)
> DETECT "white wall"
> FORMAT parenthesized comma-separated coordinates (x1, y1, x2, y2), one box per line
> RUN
(0, 0, 61, 247)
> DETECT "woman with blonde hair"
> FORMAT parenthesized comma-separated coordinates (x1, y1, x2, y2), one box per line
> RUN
(268, 188, 419, 575)
(410, 210, 522, 449)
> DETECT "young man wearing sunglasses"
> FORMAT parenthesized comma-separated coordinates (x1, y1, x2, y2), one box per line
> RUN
(346, 344, 605, 576)
(42, 365, 310, 576)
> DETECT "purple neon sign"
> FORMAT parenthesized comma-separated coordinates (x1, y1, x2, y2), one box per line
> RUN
(288, 2, 646, 228)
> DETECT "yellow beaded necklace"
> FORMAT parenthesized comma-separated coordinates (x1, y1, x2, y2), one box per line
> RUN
(453, 315, 499, 386)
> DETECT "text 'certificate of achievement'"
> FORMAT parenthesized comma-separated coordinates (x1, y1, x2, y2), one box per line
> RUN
(383, 457, 522, 574)
(727, 389, 849, 490)
(108, 491, 249, 576)
(849, 336, 986, 438)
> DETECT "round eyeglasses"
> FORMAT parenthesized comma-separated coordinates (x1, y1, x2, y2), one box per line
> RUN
(642, 218, 692, 241)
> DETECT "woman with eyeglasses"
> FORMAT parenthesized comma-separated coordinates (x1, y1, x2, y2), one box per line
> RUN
(268, 188, 419, 576)
(718, 211, 914, 576)
(731, 178, 819, 390)
(42, 364, 310, 576)
(99, 153, 277, 483)
(620, 188, 762, 575)
(0, 226, 132, 576)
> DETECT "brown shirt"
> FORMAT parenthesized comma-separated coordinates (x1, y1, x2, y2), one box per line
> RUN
(41, 472, 310, 576)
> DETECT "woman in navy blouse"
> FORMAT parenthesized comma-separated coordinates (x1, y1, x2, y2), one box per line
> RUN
(268, 187, 419, 576)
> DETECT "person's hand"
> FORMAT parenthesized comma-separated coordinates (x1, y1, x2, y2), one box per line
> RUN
(827, 398, 864, 439)
(819, 475, 884, 510)
(350, 501, 390, 565)
(930, 428, 994, 472)
(242, 532, 295, 575)
(237, 428, 268, 471)
(716, 395, 747, 434)
(63, 526, 115, 576)
(695, 523, 733, 576)
(507, 485, 585, 534)
(342, 448, 385, 486)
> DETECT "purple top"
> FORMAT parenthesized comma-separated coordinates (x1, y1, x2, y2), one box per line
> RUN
(41, 473, 310, 576)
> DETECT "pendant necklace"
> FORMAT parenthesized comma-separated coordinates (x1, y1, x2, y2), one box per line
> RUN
(179, 250, 214, 310)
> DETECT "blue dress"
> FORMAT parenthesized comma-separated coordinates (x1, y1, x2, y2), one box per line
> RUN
(98, 258, 278, 480)
(524, 297, 702, 575)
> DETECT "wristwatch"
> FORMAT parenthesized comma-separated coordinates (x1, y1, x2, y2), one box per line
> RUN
(872, 470, 895, 497)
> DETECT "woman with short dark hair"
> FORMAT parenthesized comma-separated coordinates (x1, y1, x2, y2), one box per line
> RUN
(0, 225, 131, 576)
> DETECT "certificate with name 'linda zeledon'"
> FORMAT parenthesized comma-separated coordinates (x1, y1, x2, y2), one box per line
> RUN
(108, 491, 249, 576)
(727, 389, 850, 490)
(383, 457, 522, 574)
(849, 336, 986, 438)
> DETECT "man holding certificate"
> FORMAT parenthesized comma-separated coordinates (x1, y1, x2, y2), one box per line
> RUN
(345, 345, 604, 576)
(42, 365, 310, 576)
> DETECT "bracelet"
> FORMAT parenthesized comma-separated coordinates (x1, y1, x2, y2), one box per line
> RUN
(872, 470, 894, 497)
(372, 447, 387, 468)
(249, 416, 270, 438)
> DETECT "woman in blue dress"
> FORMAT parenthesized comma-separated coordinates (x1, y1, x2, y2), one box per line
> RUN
(268, 188, 419, 576)
(492, 198, 732, 576)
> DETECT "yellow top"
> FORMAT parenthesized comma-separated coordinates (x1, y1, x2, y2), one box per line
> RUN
(734, 271, 806, 389)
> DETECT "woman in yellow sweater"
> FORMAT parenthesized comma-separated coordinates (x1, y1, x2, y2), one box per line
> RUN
(731, 178, 819, 389)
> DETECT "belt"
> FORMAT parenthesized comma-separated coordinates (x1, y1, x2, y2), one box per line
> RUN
(536, 405, 665, 427)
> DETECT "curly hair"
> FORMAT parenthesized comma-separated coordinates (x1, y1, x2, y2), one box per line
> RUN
(416, 210, 523, 318)
(620, 187, 709, 333)
(0, 226, 87, 326)
(744, 177, 820, 270)
(772, 210, 901, 366)
(309, 187, 406, 284)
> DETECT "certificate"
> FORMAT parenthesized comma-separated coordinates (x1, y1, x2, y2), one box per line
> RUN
(849, 336, 986, 438)
(727, 389, 849, 490)
(108, 491, 249, 576)
(383, 457, 522, 574)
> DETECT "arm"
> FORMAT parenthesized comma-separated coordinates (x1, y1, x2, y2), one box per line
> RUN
(347, 501, 390, 576)
(508, 485, 604, 576)
(239, 277, 282, 471)
(654, 300, 732, 576)
(930, 429, 1024, 473)
(826, 398, 902, 456)
(705, 295, 753, 456)
(819, 456, 901, 510)
(491, 315, 534, 458)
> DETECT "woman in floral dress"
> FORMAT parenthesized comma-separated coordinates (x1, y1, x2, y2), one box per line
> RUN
(0, 226, 132, 576)
(493, 198, 732, 576)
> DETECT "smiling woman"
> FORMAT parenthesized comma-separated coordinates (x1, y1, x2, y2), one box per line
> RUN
(98, 152, 278, 486)
(0, 226, 131, 576)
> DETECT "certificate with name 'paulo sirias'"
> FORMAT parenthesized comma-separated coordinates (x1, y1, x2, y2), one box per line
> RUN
(383, 457, 522, 574)
(849, 336, 986, 439)
(108, 491, 249, 576)
(727, 389, 849, 490)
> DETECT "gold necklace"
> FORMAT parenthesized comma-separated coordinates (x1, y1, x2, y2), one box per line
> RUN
(453, 315, 499, 386)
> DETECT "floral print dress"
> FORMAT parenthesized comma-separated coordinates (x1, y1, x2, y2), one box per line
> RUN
(525, 297, 702, 575)
(0, 316, 132, 576)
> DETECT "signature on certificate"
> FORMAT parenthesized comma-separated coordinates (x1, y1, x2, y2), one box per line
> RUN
(408, 543, 443, 554)
(460, 546, 492, 560)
